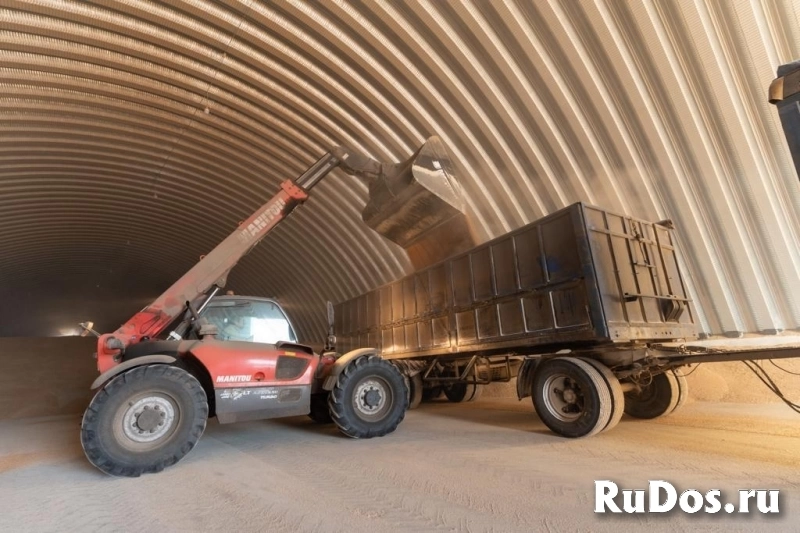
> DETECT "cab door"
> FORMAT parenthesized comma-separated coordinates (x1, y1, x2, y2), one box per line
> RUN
(191, 298, 317, 423)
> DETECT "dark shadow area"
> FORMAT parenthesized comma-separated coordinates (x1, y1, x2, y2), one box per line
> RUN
(0, 337, 97, 419)
(408, 398, 548, 433)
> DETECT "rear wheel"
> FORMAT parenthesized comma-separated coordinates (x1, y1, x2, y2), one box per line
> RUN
(408, 373, 423, 410)
(81, 365, 208, 477)
(328, 355, 408, 438)
(531, 357, 612, 438)
(624, 370, 682, 419)
(579, 358, 625, 432)
(421, 386, 443, 402)
(672, 369, 689, 414)
(442, 382, 482, 403)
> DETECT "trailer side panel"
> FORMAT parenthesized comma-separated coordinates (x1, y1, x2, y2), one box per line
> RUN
(335, 203, 698, 358)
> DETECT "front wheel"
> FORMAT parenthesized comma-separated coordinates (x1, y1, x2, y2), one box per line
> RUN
(81, 365, 208, 477)
(531, 357, 613, 438)
(578, 358, 625, 432)
(328, 355, 408, 438)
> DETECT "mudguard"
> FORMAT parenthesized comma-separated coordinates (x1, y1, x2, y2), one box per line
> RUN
(516, 358, 540, 400)
(90, 355, 177, 390)
(322, 348, 378, 391)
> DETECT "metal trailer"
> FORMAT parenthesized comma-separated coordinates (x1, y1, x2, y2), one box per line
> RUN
(331, 202, 800, 438)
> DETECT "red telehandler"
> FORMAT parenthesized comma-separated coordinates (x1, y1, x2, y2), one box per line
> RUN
(79, 138, 462, 477)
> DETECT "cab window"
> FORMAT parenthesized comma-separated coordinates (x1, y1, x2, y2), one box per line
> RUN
(201, 300, 297, 344)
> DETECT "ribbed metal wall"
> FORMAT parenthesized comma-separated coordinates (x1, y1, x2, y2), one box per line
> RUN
(1, 0, 798, 341)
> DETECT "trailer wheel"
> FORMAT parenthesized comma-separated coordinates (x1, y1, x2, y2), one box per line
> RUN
(624, 370, 681, 419)
(443, 382, 482, 403)
(671, 369, 689, 414)
(531, 357, 612, 438)
(308, 393, 333, 424)
(421, 386, 442, 402)
(408, 373, 423, 410)
(328, 355, 408, 438)
(578, 358, 625, 432)
(81, 365, 208, 477)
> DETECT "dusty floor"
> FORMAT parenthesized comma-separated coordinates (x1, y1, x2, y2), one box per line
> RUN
(1, 398, 798, 532)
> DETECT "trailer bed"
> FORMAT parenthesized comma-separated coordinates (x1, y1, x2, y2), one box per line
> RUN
(654, 335, 800, 365)
(335, 202, 698, 359)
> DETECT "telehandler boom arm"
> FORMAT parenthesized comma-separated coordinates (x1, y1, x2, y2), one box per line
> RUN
(93, 137, 468, 373)
(95, 148, 373, 369)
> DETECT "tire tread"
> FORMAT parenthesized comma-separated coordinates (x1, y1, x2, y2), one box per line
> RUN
(328, 355, 408, 439)
(531, 357, 612, 438)
(80, 364, 208, 477)
(579, 358, 624, 433)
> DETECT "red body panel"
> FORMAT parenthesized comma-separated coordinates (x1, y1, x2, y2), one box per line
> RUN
(188, 340, 317, 388)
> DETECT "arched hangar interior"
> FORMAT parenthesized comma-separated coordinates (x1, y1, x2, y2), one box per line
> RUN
(1, 0, 799, 342)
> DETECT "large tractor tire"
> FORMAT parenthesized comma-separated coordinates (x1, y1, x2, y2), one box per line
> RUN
(531, 357, 613, 438)
(624, 370, 684, 420)
(442, 381, 482, 403)
(81, 365, 208, 477)
(308, 393, 333, 424)
(328, 355, 408, 438)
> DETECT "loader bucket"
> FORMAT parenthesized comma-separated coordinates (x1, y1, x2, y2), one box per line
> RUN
(769, 59, 800, 181)
(361, 136, 478, 269)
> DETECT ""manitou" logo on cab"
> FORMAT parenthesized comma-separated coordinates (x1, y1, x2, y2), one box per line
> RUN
(216, 375, 252, 383)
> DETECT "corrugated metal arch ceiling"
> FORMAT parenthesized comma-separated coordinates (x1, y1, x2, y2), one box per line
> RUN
(0, 0, 799, 340)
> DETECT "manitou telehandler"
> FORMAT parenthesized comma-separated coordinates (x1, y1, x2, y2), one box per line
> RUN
(79, 137, 464, 477)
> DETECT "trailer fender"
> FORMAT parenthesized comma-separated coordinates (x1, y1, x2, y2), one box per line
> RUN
(516, 358, 540, 400)
(322, 348, 379, 391)
(90, 355, 177, 390)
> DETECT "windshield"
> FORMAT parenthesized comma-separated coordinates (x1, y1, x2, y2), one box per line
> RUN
(201, 299, 297, 344)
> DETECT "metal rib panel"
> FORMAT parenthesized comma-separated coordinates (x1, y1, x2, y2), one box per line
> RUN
(0, 0, 798, 340)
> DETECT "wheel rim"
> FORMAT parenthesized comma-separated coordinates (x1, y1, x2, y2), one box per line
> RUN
(542, 373, 584, 422)
(353, 377, 393, 421)
(113, 392, 181, 451)
(628, 377, 657, 403)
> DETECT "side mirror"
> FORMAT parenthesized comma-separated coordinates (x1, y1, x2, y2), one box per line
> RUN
(78, 321, 100, 338)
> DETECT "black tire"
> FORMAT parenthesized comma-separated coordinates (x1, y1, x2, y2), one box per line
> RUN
(421, 386, 443, 402)
(531, 357, 612, 438)
(624, 371, 680, 419)
(442, 382, 482, 403)
(579, 358, 625, 433)
(328, 355, 408, 439)
(408, 373, 423, 410)
(671, 369, 689, 414)
(308, 393, 333, 424)
(81, 365, 208, 477)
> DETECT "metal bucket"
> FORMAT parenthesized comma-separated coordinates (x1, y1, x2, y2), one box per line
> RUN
(769, 59, 800, 181)
(360, 136, 478, 269)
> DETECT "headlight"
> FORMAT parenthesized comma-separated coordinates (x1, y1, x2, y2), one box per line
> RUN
(105, 336, 124, 350)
